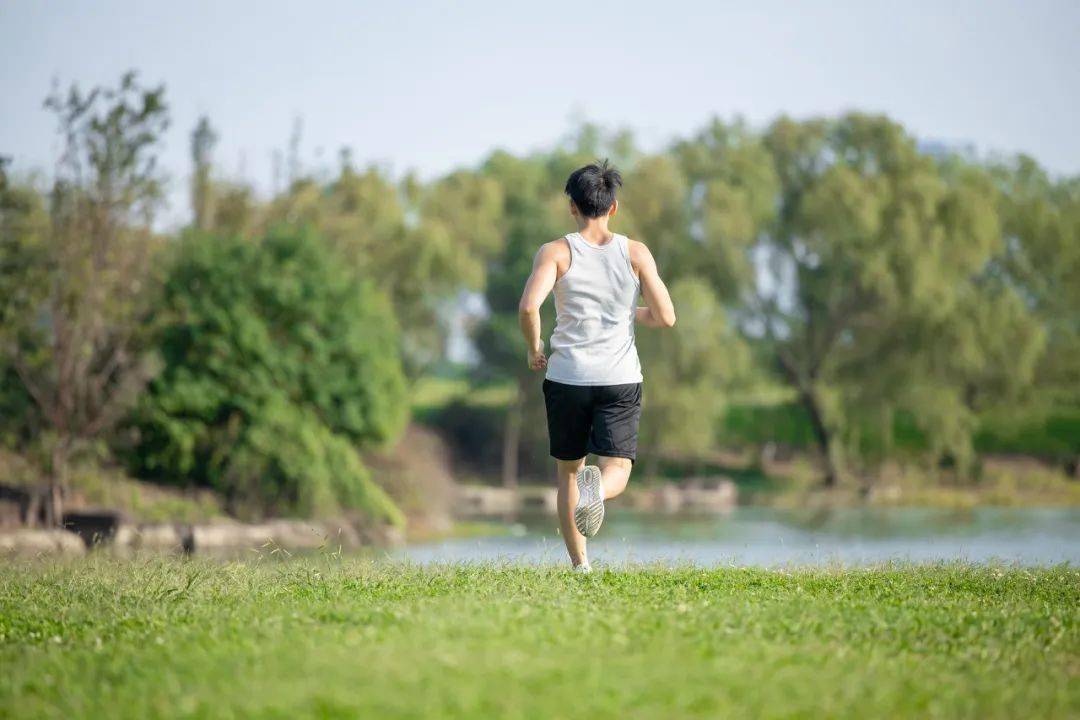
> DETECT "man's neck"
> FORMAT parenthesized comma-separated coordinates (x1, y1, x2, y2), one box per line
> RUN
(575, 219, 614, 246)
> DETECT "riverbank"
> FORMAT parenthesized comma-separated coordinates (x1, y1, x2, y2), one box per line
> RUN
(1, 559, 1076, 718)
(0, 516, 399, 559)
(720, 452, 1080, 509)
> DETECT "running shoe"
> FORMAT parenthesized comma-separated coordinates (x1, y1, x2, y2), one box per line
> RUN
(574, 464, 605, 537)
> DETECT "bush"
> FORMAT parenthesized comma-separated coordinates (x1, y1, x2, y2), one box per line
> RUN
(222, 397, 403, 525)
(975, 406, 1080, 460)
(130, 227, 408, 520)
(721, 401, 1080, 466)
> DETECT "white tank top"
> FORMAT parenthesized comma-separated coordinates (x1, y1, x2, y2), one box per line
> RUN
(545, 232, 643, 386)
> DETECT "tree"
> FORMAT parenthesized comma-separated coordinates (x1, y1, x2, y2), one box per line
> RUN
(617, 154, 689, 275)
(0, 72, 167, 525)
(261, 161, 504, 371)
(990, 157, 1080, 472)
(752, 114, 1043, 483)
(636, 278, 752, 464)
(994, 158, 1080, 405)
(132, 228, 407, 521)
(401, 169, 504, 366)
(474, 150, 569, 486)
(0, 168, 50, 451)
(673, 118, 780, 300)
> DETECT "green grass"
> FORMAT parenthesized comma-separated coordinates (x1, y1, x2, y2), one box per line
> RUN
(1, 560, 1077, 719)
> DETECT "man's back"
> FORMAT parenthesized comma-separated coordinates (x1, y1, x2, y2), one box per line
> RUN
(545, 231, 642, 386)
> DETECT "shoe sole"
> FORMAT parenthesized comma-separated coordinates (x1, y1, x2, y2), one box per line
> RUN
(574, 465, 605, 537)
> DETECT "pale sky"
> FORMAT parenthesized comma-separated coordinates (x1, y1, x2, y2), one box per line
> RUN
(2, 0, 1078, 226)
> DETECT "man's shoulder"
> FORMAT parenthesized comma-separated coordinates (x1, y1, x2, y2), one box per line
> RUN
(626, 237, 652, 263)
(538, 237, 571, 259)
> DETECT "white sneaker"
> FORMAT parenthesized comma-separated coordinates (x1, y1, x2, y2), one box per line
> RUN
(572, 562, 592, 574)
(574, 465, 605, 537)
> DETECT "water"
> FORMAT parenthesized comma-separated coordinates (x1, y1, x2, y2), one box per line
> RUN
(397, 507, 1080, 567)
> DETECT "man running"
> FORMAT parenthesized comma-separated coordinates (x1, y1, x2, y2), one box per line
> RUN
(518, 160, 676, 572)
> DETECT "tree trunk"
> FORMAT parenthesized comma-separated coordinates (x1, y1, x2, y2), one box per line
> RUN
(501, 383, 523, 489)
(800, 387, 841, 487)
(24, 492, 41, 528)
(47, 441, 68, 528)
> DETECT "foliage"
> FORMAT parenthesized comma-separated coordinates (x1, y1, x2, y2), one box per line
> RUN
(420, 115, 1078, 484)
(131, 228, 407, 521)
(468, 150, 569, 484)
(992, 157, 1080, 407)
(637, 277, 752, 459)
(0, 72, 167, 524)
(975, 406, 1080, 460)
(4, 69, 1080, 509)
(220, 396, 403, 524)
(746, 114, 1049, 481)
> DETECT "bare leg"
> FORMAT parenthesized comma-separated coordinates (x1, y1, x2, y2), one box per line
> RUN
(597, 455, 633, 500)
(555, 458, 587, 566)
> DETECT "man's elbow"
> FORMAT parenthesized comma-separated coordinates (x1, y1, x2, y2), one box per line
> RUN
(660, 310, 677, 328)
(518, 301, 540, 316)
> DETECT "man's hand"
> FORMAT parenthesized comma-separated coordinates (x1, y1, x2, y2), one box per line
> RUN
(527, 341, 547, 371)
(519, 242, 561, 373)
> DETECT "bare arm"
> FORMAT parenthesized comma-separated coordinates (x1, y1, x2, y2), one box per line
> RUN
(635, 306, 669, 327)
(631, 241, 676, 328)
(518, 243, 559, 371)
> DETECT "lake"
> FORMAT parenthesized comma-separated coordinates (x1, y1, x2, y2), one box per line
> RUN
(397, 507, 1080, 566)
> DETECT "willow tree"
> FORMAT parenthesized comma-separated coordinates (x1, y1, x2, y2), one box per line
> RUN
(755, 114, 1042, 484)
(991, 157, 1080, 472)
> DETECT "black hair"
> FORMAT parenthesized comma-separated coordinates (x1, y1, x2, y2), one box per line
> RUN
(564, 159, 622, 218)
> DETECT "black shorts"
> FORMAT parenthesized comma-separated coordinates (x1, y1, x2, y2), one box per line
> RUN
(542, 379, 642, 463)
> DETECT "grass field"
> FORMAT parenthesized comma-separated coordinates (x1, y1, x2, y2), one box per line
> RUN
(1, 559, 1077, 719)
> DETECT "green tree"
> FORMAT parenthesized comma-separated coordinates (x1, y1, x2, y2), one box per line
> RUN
(989, 157, 1080, 472)
(474, 150, 566, 485)
(624, 120, 773, 467)
(261, 161, 504, 370)
(994, 158, 1080, 404)
(0, 170, 49, 450)
(0, 72, 167, 524)
(132, 228, 407, 521)
(754, 114, 1043, 483)
(637, 278, 752, 465)
(674, 118, 780, 300)
(403, 169, 505, 365)
(617, 154, 689, 274)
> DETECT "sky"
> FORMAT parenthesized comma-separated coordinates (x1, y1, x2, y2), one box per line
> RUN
(2, 0, 1078, 226)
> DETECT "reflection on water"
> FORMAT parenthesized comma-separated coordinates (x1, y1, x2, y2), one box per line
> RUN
(397, 507, 1080, 567)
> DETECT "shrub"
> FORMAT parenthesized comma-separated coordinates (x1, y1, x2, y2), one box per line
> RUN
(130, 227, 407, 520)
